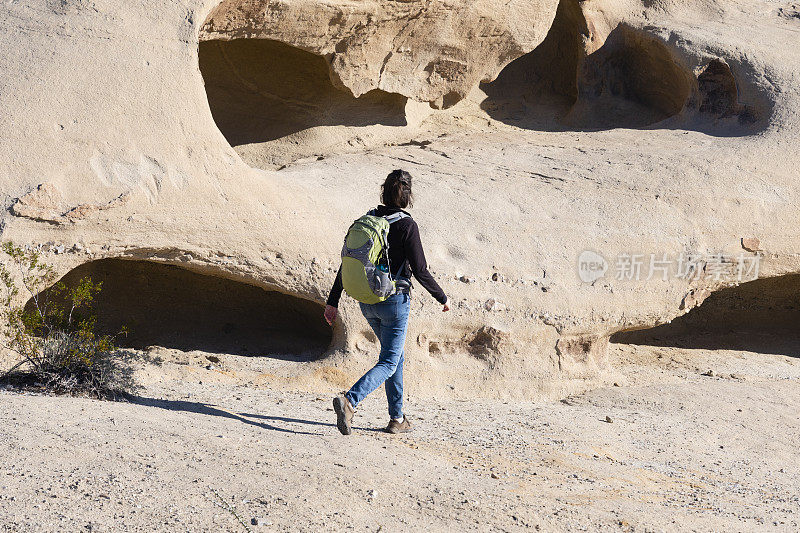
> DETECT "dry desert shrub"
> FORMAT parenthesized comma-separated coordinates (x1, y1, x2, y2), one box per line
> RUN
(0, 241, 133, 399)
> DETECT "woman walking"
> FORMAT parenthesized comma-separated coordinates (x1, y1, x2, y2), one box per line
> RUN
(324, 169, 449, 435)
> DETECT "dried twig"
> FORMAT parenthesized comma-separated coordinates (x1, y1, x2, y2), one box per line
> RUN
(207, 487, 252, 533)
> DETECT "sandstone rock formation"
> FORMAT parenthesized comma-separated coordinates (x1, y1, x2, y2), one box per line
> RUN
(1, 0, 798, 398)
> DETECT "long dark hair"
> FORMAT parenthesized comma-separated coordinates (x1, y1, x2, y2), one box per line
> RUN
(381, 169, 413, 208)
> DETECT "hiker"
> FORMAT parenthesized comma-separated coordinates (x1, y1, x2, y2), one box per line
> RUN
(324, 169, 449, 435)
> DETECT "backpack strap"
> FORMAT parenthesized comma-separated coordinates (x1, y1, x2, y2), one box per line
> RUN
(384, 212, 409, 224)
(383, 212, 410, 280)
(365, 208, 409, 225)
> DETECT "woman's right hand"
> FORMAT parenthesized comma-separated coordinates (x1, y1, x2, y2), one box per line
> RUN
(324, 304, 338, 325)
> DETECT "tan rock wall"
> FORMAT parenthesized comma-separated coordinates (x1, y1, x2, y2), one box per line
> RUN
(1, 0, 799, 398)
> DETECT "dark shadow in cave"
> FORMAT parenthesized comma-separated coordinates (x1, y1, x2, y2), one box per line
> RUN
(697, 59, 739, 116)
(26, 259, 332, 360)
(199, 38, 408, 146)
(610, 274, 800, 357)
(479, 0, 588, 129)
(571, 23, 694, 129)
(480, 0, 763, 135)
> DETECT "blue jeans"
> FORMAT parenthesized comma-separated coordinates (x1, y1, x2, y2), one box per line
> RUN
(345, 292, 411, 419)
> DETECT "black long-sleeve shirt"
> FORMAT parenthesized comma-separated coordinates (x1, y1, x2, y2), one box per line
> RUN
(327, 205, 448, 307)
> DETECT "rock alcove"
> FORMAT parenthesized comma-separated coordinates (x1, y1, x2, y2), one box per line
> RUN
(481, 0, 695, 130)
(198, 38, 407, 147)
(26, 259, 332, 360)
(611, 274, 800, 357)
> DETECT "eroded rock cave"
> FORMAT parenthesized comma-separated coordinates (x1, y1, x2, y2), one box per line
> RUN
(697, 59, 739, 116)
(481, 0, 694, 129)
(480, 0, 588, 124)
(611, 274, 800, 357)
(198, 38, 407, 147)
(26, 259, 332, 360)
(574, 24, 694, 128)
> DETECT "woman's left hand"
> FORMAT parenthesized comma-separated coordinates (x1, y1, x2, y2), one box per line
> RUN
(325, 305, 339, 326)
(324, 304, 338, 325)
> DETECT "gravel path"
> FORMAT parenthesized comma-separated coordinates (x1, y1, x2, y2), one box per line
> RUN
(1, 345, 799, 532)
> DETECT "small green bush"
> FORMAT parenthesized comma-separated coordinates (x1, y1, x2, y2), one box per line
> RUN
(0, 242, 131, 398)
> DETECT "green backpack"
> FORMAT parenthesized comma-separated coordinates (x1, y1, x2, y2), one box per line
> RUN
(341, 210, 409, 304)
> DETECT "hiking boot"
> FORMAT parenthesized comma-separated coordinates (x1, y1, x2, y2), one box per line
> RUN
(333, 393, 354, 435)
(384, 416, 412, 434)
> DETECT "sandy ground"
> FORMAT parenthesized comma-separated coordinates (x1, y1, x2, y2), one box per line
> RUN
(1, 342, 799, 532)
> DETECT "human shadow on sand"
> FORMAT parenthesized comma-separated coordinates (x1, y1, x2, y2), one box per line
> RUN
(127, 396, 381, 435)
(239, 412, 384, 433)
